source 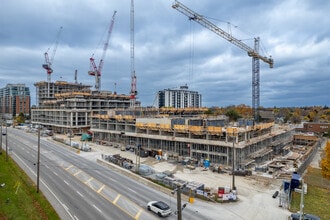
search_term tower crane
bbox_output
[172,1,274,122]
[89,10,117,91]
[42,26,63,83]
[130,0,138,108]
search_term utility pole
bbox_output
[232,134,236,190]
[136,144,141,173]
[294,179,305,220]
[37,126,40,193]
[69,113,72,147]
[5,124,8,161]
[0,122,2,155]
[229,127,237,191]
[176,184,182,220]
[172,183,188,220]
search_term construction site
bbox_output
[30,0,322,177]
[29,1,324,198]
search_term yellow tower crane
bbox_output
[172,0,273,122]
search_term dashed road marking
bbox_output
[84,177,93,184]
[76,191,84,197]
[113,194,121,204]
[74,170,82,176]
[97,184,105,193]
[65,165,73,170]
[93,204,102,213]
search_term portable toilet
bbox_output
[203,159,210,168]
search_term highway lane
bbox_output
[4,127,226,220]
[6,128,140,220]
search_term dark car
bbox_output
[147,201,172,217]
[289,213,321,220]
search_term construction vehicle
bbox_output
[89,11,117,91]
[212,164,224,173]
[172,1,273,122]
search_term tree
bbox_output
[291,108,302,124]
[225,109,240,122]
[204,108,213,115]
[14,112,25,125]
[320,141,330,179]
[236,104,252,118]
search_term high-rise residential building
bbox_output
[156,85,202,108]
[0,84,30,119]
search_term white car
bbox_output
[147,201,172,217]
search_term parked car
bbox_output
[147,201,172,217]
[289,213,321,220]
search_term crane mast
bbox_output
[130,0,137,108]
[89,10,117,91]
[172,0,273,122]
[42,26,63,83]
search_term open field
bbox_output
[0,152,59,220]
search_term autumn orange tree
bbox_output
[320,141,330,179]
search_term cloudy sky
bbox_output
[0,0,329,108]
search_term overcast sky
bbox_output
[0,0,329,108]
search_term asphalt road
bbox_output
[2,127,224,220]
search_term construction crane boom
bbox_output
[42,26,63,82]
[89,10,117,91]
[172,0,274,121]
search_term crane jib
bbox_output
[173,0,274,122]
[173,1,273,68]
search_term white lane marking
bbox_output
[64,180,69,185]
[93,204,102,213]
[63,204,69,211]
[110,178,117,183]
[127,187,137,194]
[76,191,84,197]
[12,151,76,219]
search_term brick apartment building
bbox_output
[301,122,330,135]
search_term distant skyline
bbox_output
[0,0,329,107]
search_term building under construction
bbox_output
[32,80,315,171]
[90,107,293,169]
[31,80,132,134]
